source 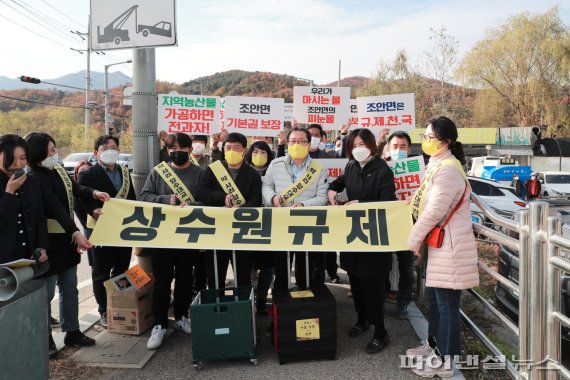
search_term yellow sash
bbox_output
[190,155,199,166]
[280,160,324,205]
[154,161,196,203]
[87,165,130,229]
[48,164,74,234]
[209,160,247,207]
[410,157,468,221]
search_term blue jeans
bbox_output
[46,266,79,333]
[428,287,462,357]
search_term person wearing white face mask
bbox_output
[327,128,397,355]
[381,131,416,319]
[189,135,211,168]
[306,124,333,159]
[26,132,110,354]
[305,124,341,283]
[77,135,137,328]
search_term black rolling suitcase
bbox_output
[271,251,337,364]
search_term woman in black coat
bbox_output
[327,128,396,355]
[0,134,48,265]
[244,140,274,316]
[25,132,109,353]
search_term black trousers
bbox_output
[325,251,338,277]
[348,271,388,339]
[206,250,253,289]
[150,248,195,328]
[396,251,415,306]
[193,250,207,291]
[273,251,325,290]
[91,246,132,315]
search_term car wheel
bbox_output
[114,37,121,45]
[142,29,149,37]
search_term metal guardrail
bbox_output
[453,194,570,379]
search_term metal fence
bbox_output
[417,194,570,379]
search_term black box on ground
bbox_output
[271,285,337,364]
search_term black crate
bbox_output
[272,285,336,364]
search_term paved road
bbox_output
[95,278,426,380]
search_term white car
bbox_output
[118,153,133,170]
[62,152,96,176]
[468,176,527,224]
[537,172,570,198]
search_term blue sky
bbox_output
[0,0,568,87]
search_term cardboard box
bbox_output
[106,282,154,335]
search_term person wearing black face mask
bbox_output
[77,135,136,329]
[140,132,206,350]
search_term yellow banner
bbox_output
[409,128,496,144]
[90,198,412,252]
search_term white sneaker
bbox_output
[173,316,192,334]
[147,325,166,349]
[406,340,435,358]
[411,355,454,378]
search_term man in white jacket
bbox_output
[262,128,329,289]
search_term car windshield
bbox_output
[64,153,91,162]
[119,154,131,161]
[545,175,570,184]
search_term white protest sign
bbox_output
[316,158,348,202]
[158,94,220,136]
[315,158,348,180]
[387,156,425,201]
[349,99,358,129]
[293,86,350,130]
[284,103,293,122]
[357,93,415,134]
[224,96,284,137]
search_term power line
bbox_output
[0,94,130,121]
[0,94,87,109]
[0,0,77,44]
[0,13,69,49]
[40,0,85,29]
[13,0,76,39]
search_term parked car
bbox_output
[468,176,527,225]
[62,152,96,176]
[537,171,570,198]
[118,153,133,170]
[496,211,570,341]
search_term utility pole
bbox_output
[131,48,158,196]
[105,60,132,135]
[71,16,93,148]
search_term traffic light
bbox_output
[19,76,41,84]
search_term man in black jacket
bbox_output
[77,135,136,327]
[383,131,415,319]
[196,132,262,288]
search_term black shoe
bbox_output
[64,330,96,347]
[50,316,60,327]
[329,274,341,284]
[348,322,369,338]
[365,334,390,354]
[48,334,58,358]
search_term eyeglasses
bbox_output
[419,134,438,142]
[288,140,308,145]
